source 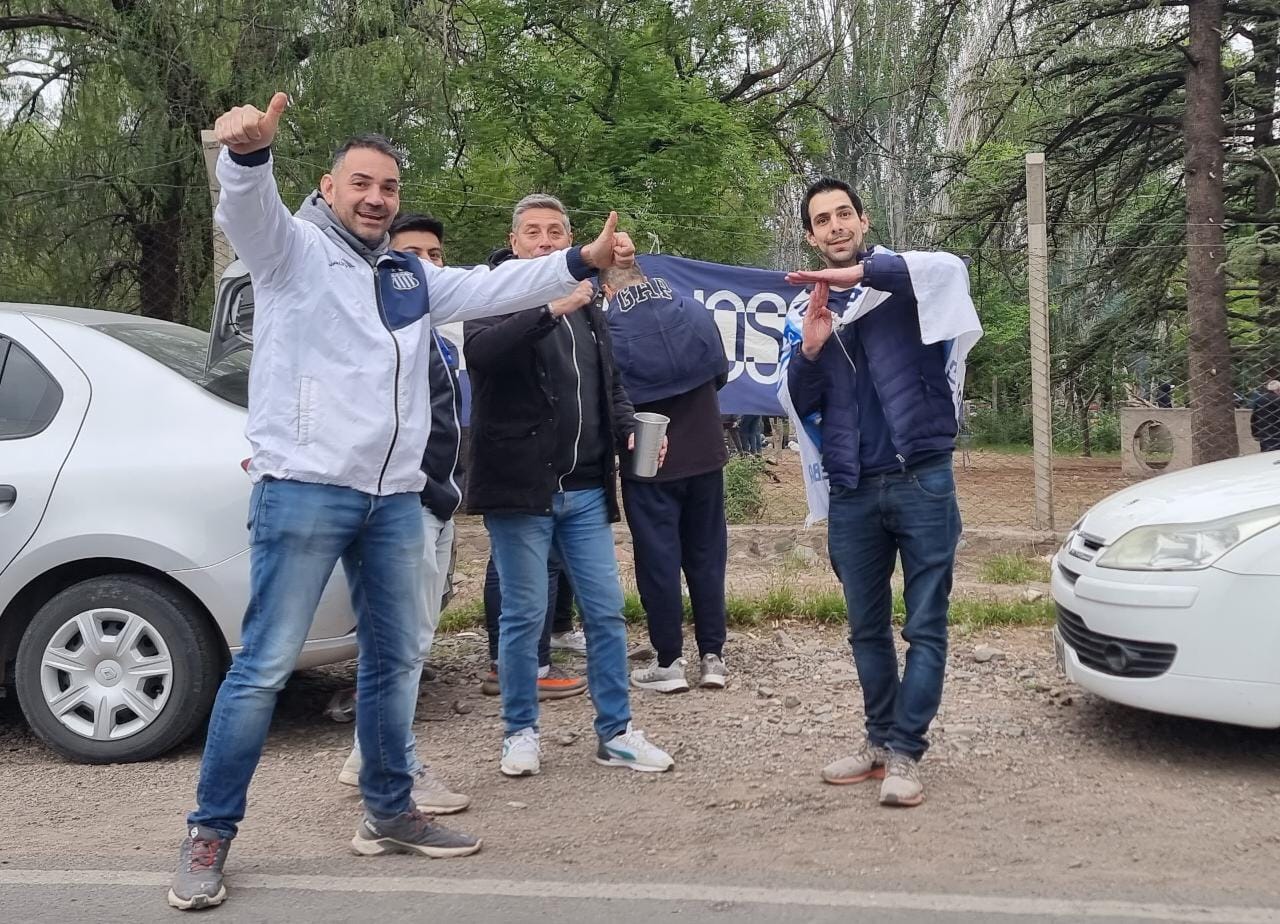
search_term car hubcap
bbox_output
[39,608,174,741]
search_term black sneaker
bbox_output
[351,809,482,858]
[167,824,230,910]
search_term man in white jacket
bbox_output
[169,94,633,911]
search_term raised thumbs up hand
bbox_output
[215,92,289,155]
[581,211,620,270]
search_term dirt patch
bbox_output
[750,449,1135,529]
[3,623,1277,904]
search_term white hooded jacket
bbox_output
[215,148,588,495]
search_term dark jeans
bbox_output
[826,459,961,760]
[740,415,764,454]
[484,554,574,667]
[622,469,727,666]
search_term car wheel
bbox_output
[15,574,224,764]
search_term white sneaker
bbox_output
[550,629,588,654]
[698,653,728,689]
[630,658,690,693]
[500,727,541,777]
[596,723,674,773]
[338,749,361,787]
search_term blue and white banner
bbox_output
[436,253,806,423]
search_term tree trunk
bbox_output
[135,216,184,323]
[1252,20,1279,361]
[1183,0,1237,463]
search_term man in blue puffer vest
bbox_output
[786,177,963,808]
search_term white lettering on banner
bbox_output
[437,281,806,388]
[694,288,807,386]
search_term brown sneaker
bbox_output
[879,751,925,807]
[821,741,888,785]
[538,664,587,701]
[480,663,500,696]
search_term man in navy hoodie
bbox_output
[601,264,731,693]
[786,177,963,808]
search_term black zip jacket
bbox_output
[464,248,636,519]
[420,331,464,520]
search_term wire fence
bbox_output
[3,164,1275,537]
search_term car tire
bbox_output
[15,574,224,764]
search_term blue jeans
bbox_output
[485,488,631,741]
[826,459,961,760]
[482,553,575,666]
[350,510,454,774]
[188,479,424,838]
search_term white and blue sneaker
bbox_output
[595,722,674,773]
[501,727,541,777]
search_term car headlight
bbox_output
[1097,505,1280,571]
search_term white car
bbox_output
[1052,451,1280,728]
[0,299,361,764]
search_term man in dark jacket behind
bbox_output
[335,212,470,816]
[1251,381,1280,451]
[465,194,673,779]
[601,264,732,693]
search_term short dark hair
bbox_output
[600,264,645,290]
[801,177,864,231]
[390,212,444,242]
[331,133,404,171]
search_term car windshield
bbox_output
[89,322,251,408]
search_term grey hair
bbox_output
[1268,380,1280,393]
[600,264,645,290]
[332,133,404,171]
[512,193,571,233]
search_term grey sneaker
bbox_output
[351,809,482,858]
[596,722,674,773]
[879,751,925,807]
[550,629,588,653]
[821,741,889,785]
[630,658,690,693]
[167,824,230,910]
[698,653,728,689]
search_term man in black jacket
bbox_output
[335,213,470,815]
[1251,381,1280,452]
[465,194,673,778]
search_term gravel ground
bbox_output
[2,622,1278,907]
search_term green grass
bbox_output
[723,455,767,523]
[437,599,484,634]
[978,552,1051,585]
[437,588,1055,633]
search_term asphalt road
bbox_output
[2,867,1278,924]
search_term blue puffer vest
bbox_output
[786,253,957,489]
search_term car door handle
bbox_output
[0,485,14,512]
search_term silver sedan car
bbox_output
[0,301,363,763]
